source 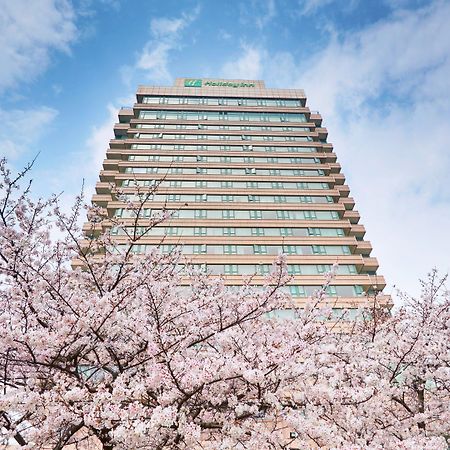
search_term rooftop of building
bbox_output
[136,78,306,100]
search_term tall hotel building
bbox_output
[89,78,389,313]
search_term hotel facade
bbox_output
[88,78,389,313]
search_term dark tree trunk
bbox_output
[97,428,114,450]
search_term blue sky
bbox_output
[1,0,450,297]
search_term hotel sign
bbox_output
[184,79,202,87]
[184,79,255,88]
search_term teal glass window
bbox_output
[194,227,206,236]
[224,265,239,275]
[288,265,302,275]
[193,244,207,254]
[251,228,265,236]
[253,245,267,255]
[194,210,206,219]
[223,227,236,236]
[222,210,235,219]
[284,245,298,255]
[166,227,178,236]
[250,210,262,219]
[276,211,291,219]
[224,245,237,254]
[280,228,293,236]
[312,245,327,255]
[289,286,306,297]
[195,194,207,202]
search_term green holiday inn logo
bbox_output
[184,79,202,87]
[184,79,256,88]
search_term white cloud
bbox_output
[221,45,264,80]
[298,0,336,16]
[0,107,59,159]
[295,1,450,286]
[136,42,173,82]
[296,1,450,296]
[219,30,232,41]
[150,17,186,37]
[299,2,450,115]
[85,103,119,177]
[123,9,200,85]
[238,0,277,29]
[298,0,359,16]
[50,103,120,207]
[255,0,276,29]
[0,0,77,92]
[222,1,450,296]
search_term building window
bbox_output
[166,227,178,236]
[308,228,321,236]
[223,227,236,236]
[222,210,235,219]
[195,194,207,202]
[280,228,293,236]
[254,245,267,255]
[330,211,339,219]
[312,245,327,255]
[277,211,291,219]
[194,210,206,219]
[249,210,263,219]
[251,228,265,236]
[304,211,317,220]
[274,195,286,203]
[256,265,271,275]
[193,244,207,254]
[225,264,239,275]
[223,245,237,255]
[194,227,207,236]
[289,286,306,297]
[288,265,302,275]
[284,245,298,255]
[327,286,338,296]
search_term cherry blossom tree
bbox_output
[285,275,450,449]
[0,159,330,449]
[0,158,449,450]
